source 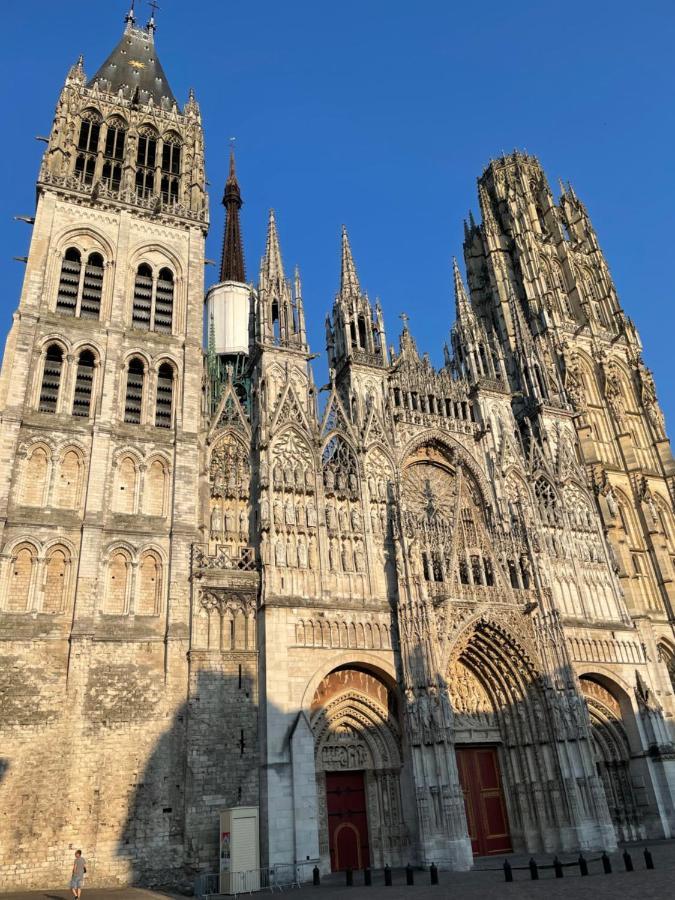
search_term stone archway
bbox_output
[310,667,408,869]
[579,676,643,841]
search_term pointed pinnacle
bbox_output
[452,258,473,319]
[263,209,285,283]
[340,225,361,298]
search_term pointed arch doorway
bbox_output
[311,666,408,870]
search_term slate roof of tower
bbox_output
[88,23,176,107]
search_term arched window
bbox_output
[102,118,126,192]
[74,110,101,185]
[135,128,157,198]
[56,450,81,508]
[154,268,174,332]
[72,349,96,417]
[43,547,69,614]
[56,248,82,315]
[7,545,35,612]
[144,459,167,516]
[131,263,174,332]
[105,550,130,614]
[80,252,104,318]
[22,446,49,506]
[136,551,161,615]
[160,133,181,204]
[39,344,64,413]
[114,456,138,514]
[124,357,145,424]
[155,362,174,428]
[56,249,104,319]
[357,315,367,349]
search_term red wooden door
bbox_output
[325,771,370,871]
[456,747,512,856]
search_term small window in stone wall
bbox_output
[72,349,96,417]
[124,357,145,424]
[155,362,174,428]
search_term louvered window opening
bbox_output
[124,358,144,424]
[80,253,104,318]
[56,248,81,315]
[39,345,63,413]
[132,265,153,329]
[136,133,157,199]
[72,350,95,418]
[154,269,174,332]
[155,363,174,428]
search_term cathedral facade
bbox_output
[1,12,675,889]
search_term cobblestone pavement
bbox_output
[2,842,673,900]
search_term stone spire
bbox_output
[340,225,361,300]
[453,258,476,325]
[261,209,285,287]
[219,149,246,283]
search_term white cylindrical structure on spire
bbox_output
[206,280,251,356]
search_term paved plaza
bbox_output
[2,842,674,900]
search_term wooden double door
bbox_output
[326,771,370,871]
[456,746,512,856]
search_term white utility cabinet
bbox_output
[219,806,260,894]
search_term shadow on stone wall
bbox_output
[118,666,259,888]
[0,758,8,783]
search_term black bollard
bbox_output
[346,868,353,887]
[529,858,539,880]
[504,859,513,883]
[553,856,563,878]
[579,854,589,877]
[406,864,414,886]
[623,850,634,872]
[364,867,372,886]
[601,851,612,874]
[430,862,439,886]
[384,865,392,887]
[313,865,320,886]
[644,847,654,870]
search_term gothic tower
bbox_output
[0,7,208,884]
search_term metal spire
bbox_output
[219,146,246,283]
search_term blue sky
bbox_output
[1,1,673,424]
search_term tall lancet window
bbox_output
[124,357,145,424]
[72,349,96,418]
[136,128,157,198]
[154,268,174,332]
[80,253,104,318]
[102,117,126,192]
[160,133,181,204]
[155,362,175,428]
[56,248,82,315]
[74,110,101,186]
[132,264,153,329]
[39,344,64,413]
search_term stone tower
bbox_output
[0,7,208,884]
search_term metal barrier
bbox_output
[195,860,319,899]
